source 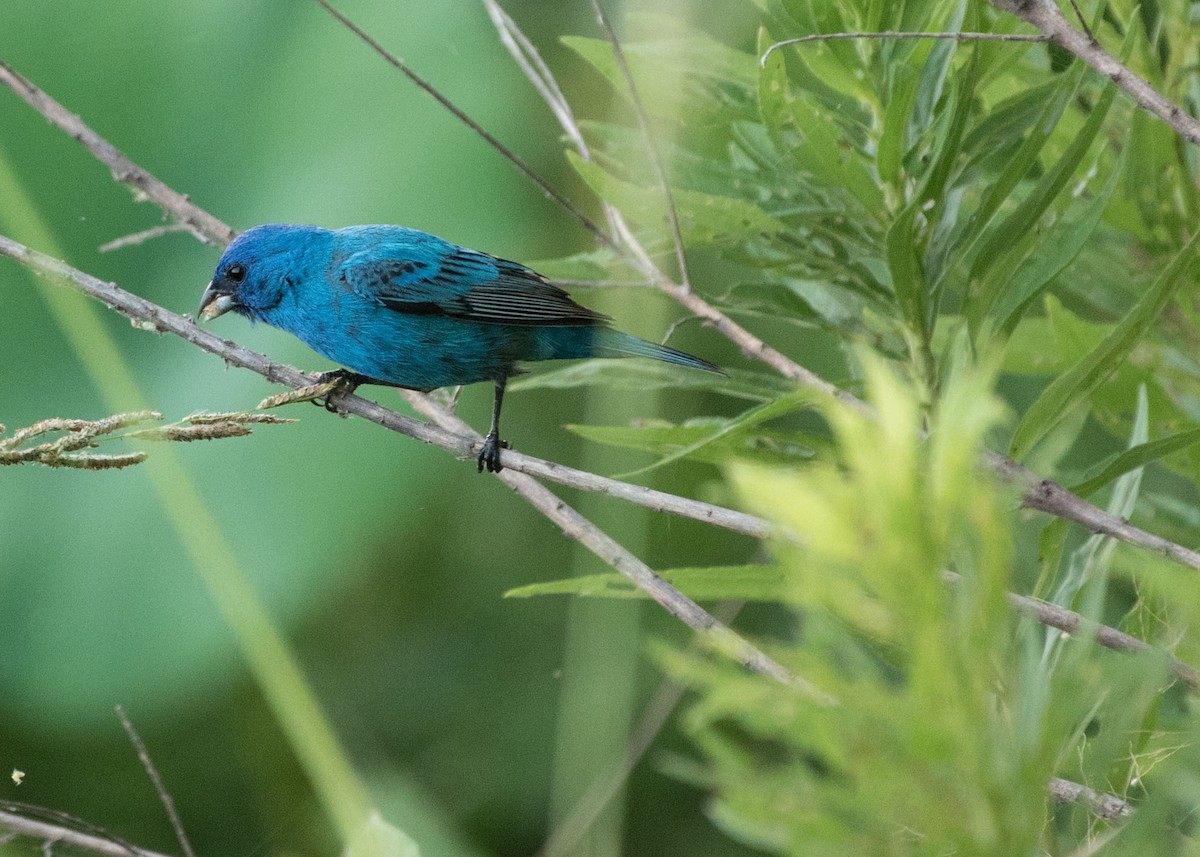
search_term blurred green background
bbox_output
[0,2,777,855]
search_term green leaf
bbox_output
[964,20,1132,300]
[562,21,757,122]
[877,64,919,187]
[988,145,1126,335]
[505,565,787,602]
[616,388,816,476]
[1009,227,1200,460]
[511,361,795,403]
[886,200,927,336]
[966,49,1127,336]
[756,27,882,214]
[565,420,823,466]
[999,296,1110,377]
[568,152,787,248]
[939,62,1083,292]
[526,249,622,284]
[1069,428,1200,498]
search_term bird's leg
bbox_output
[311,369,380,413]
[478,378,509,473]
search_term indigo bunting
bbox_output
[198,224,720,472]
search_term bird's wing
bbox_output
[338,240,608,328]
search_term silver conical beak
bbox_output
[197,281,236,321]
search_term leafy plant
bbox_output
[512,0,1200,851]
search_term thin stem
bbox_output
[0,62,234,248]
[311,0,615,250]
[589,0,692,291]
[115,706,195,857]
[760,30,1049,67]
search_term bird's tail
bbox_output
[591,329,723,374]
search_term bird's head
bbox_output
[198,224,325,323]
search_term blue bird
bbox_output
[198,224,721,472]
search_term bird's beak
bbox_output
[197,281,236,321]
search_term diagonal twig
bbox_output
[115,706,195,857]
[0,62,234,249]
[0,803,167,857]
[399,390,828,698]
[988,0,1200,146]
[588,0,692,291]
[310,0,615,250]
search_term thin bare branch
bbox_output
[1048,777,1133,819]
[400,390,827,698]
[0,62,233,247]
[942,571,1200,691]
[115,706,195,857]
[481,0,591,157]
[986,451,1200,571]
[98,223,190,253]
[0,804,168,857]
[989,0,1200,147]
[588,0,692,291]
[760,30,1049,66]
[1065,0,1096,44]
[311,0,614,249]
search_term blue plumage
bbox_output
[199,224,721,472]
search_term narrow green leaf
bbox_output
[969,55,1128,290]
[989,146,1126,335]
[565,420,823,466]
[562,23,756,120]
[886,201,927,336]
[511,362,794,403]
[1009,228,1200,460]
[939,62,1083,292]
[1069,428,1200,498]
[616,389,815,477]
[877,65,919,187]
[525,249,620,283]
[568,152,786,248]
[505,565,787,602]
[757,27,882,214]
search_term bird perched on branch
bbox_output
[198,224,721,472]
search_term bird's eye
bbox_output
[226,263,247,283]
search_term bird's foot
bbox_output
[477,430,509,474]
[310,370,364,414]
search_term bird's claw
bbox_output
[477,431,509,473]
[310,370,362,414]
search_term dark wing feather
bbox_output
[340,242,608,328]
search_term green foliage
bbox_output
[13,0,1200,853]
[516,0,1200,851]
